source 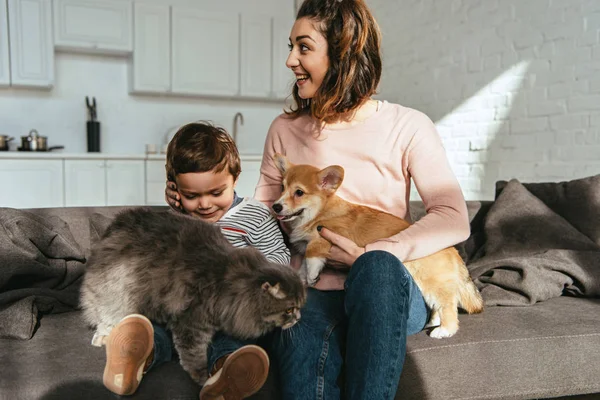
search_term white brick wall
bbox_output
[369,0,600,200]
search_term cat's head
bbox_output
[222,248,306,337]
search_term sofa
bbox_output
[1,177,599,400]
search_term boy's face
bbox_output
[175,168,237,223]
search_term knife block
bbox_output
[87,121,101,152]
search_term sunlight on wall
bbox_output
[410,60,532,201]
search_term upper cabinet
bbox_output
[0,0,9,87]
[53,0,133,54]
[130,3,294,101]
[240,14,272,98]
[130,2,170,93]
[272,16,294,99]
[7,0,54,88]
[171,8,240,97]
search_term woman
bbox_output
[167,0,470,398]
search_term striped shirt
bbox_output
[216,197,291,265]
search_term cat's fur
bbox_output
[80,208,306,384]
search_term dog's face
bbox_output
[271,154,344,226]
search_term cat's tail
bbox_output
[458,279,484,314]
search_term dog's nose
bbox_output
[272,203,283,213]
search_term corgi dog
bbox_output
[271,153,484,338]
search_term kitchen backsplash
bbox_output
[0,52,289,155]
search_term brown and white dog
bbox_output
[271,153,483,338]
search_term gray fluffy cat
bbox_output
[80,208,305,384]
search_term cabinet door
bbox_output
[7,0,53,88]
[0,0,9,87]
[64,160,106,206]
[106,160,145,206]
[130,3,170,93]
[145,159,167,205]
[0,160,64,208]
[53,0,133,54]
[171,7,239,96]
[236,159,262,198]
[240,14,272,98]
[272,16,294,99]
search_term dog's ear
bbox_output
[318,165,344,193]
[273,153,291,175]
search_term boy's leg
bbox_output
[200,332,269,400]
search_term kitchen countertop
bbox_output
[0,152,264,161]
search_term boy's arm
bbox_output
[246,212,291,265]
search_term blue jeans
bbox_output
[269,250,429,400]
[148,326,254,372]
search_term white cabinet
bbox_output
[240,14,272,98]
[145,159,166,205]
[0,160,64,208]
[64,159,106,206]
[272,16,294,99]
[236,159,262,198]
[130,2,170,93]
[7,0,54,88]
[171,8,239,96]
[53,0,133,54]
[64,159,145,206]
[106,160,144,206]
[0,0,10,87]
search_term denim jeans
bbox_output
[269,250,429,400]
[148,326,254,372]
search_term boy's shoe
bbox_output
[103,314,154,396]
[200,345,269,400]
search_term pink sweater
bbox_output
[254,101,470,290]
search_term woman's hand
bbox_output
[318,226,366,267]
[165,180,183,211]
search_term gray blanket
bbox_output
[0,208,86,339]
[469,176,600,306]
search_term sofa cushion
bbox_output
[398,296,600,400]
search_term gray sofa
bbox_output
[1,194,599,399]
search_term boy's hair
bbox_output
[285,0,382,124]
[165,122,241,182]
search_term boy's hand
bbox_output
[318,226,366,267]
[165,181,183,211]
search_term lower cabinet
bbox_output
[0,155,263,209]
[0,159,64,208]
[64,159,145,206]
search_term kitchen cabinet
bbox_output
[145,159,166,205]
[53,0,133,54]
[236,159,262,198]
[240,14,272,98]
[272,15,294,99]
[129,2,170,94]
[64,159,145,207]
[0,159,64,208]
[130,3,293,101]
[0,0,9,87]
[171,7,240,96]
[7,0,54,88]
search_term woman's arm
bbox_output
[364,112,470,262]
[254,119,285,207]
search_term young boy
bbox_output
[101,122,291,399]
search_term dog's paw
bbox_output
[429,326,456,339]
[424,314,441,329]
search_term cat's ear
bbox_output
[262,281,285,299]
[273,153,291,175]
